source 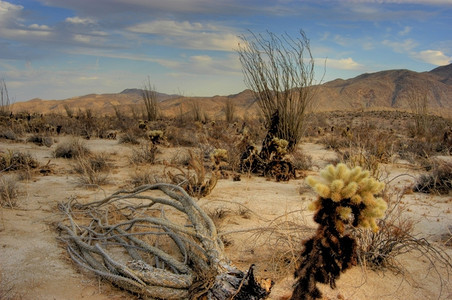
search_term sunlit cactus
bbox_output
[306,163,386,232]
[291,163,387,300]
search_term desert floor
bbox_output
[1,136,451,300]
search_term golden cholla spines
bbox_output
[306,163,387,232]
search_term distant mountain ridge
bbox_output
[10,64,452,115]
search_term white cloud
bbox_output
[382,38,418,53]
[413,50,451,65]
[398,26,412,36]
[0,1,52,40]
[73,34,92,43]
[65,16,95,25]
[327,57,363,70]
[0,0,22,16]
[127,20,240,51]
[29,24,50,30]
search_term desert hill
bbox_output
[10,64,452,116]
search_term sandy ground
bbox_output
[1,137,451,299]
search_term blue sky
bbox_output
[1,0,451,102]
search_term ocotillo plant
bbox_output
[291,163,387,299]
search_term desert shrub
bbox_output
[413,161,452,194]
[340,148,382,179]
[289,149,313,171]
[73,153,111,186]
[0,150,38,172]
[166,150,218,198]
[165,125,198,147]
[130,142,158,165]
[118,131,140,145]
[224,99,236,123]
[129,169,158,187]
[319,134,349,151]
[53,139,90,159]
[26,135,54,147]
[0,175,19,207]
[352,190,452,297]
[0,127,17,140]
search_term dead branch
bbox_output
[57,183,271,299]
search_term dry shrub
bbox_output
[73,153,111,186]
[353,190,452,296]
[165,150,217,198]
[130,142,158,165]
[0,175,19,207]
[225,210,313,281]
[118,131,140,145]
[0,127,17,140]
[165,125,198,147]
[289,149,313,171]
[54,138,90,159]
[413,161,452,194]
[26,135,54,147]
[0,150,38,172]
[320,134,349,151]
[129,169,159,187]
[340,148,382,179]
[206,206,233,228]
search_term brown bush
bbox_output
[53,138,90,159]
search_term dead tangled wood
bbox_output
[57,183,271,299]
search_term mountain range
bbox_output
[10,64,452,117]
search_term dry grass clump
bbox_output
[130,142,158,165]
[352,190,452,297]
[353,191,414,270]
[0,150,38,172]
[288,149,313,171]
[165,125,198,147]
[165,150,218,198]
[26,135,54,147]
[129,169,160,187]
[73,152,111,186]
[0,127,17,140]
[0,175,19,207]
[413,161,452,194]
[118,131,140,144]
[226,210,313,281]
[53,138,90,158]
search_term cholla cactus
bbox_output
[272,137,289,156]
[147,130,164,144]
[211,148,228,164]
[291,163,387,300]
[306,163,386,232]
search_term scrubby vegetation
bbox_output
[2,99,451,299]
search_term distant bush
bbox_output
[0,150,38,172]
[0,128,17,140]
[130,142,158,165]
[54,138,90,158]
[118,131,140,145]
[0,175,19,207]
[414,161,452,194]
[26,135,54,147]
[73,153,111,186]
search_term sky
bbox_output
[0,0,451,102]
